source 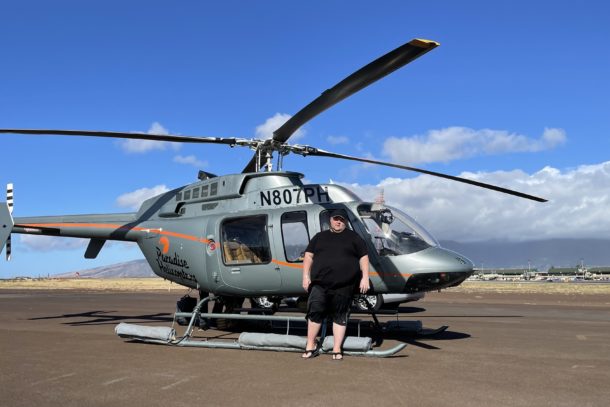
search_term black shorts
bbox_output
[306,285,351,326]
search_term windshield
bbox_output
[357,203,438,256]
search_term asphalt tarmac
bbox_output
[1,288,609,407]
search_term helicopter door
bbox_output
[218,214,281,292]
[272,211,311,290]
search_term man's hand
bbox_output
[359,278,370,294]
[359,255,370,294]
[302,276,311,292]
[302,252,314,292]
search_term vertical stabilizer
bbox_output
[0,203,14,258]
[1,183,14,260]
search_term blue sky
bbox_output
[1,1,609,277]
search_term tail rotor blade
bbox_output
[7,183,13,215]
[5,235,11,261]
[5,183,13,261]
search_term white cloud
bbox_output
[19,235,88,251]
[173,155,208,168]
[116,185,170,210]
[327,135,349,145]
[340,161,610,243]
[382,127,567,165]
[119,122,182,153]
[255,113,306,141]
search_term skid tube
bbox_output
[115,296,407,358]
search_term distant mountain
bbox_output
[441,238,610,270]
[55,238,610,278]
[54,259,154,278]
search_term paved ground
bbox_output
[1,288,609,407]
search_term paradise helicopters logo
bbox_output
[155,237,196,282]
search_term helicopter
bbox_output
[0,38,546,314]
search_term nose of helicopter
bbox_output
[389,246,474,292]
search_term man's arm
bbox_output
[302,252,314,292]
[359,255,370,294]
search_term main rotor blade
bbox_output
[306,149,547,202]
[0,128,243,146]
[242,38,439,173]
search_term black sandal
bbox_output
[332,352,343,361]
[302,349,319,359]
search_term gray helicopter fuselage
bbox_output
[132,171,473,296]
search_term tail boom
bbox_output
[12,213,144,242]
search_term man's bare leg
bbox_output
[303,320,321,358]
[332,322,346,359]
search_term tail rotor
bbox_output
[1,183,15,260]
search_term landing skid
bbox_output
[115,297,409,358]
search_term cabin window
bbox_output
[281,211,309,262]
[176,192,182,201]
[221,215,271,265]
[319,209,353,231]
[357,203,434,256]
[184,190,191,200]
[201,185,209,198]
[210,182,218,196]
[192,187,200,199]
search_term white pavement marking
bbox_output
[161,377,192,390]
[102,377,129,386]
[30,372,77,386]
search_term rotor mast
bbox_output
[253,139,292,172]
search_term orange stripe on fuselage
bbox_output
[271,259,303,269]
[270,260,412,278]
[157,229,210,244]
[18,223,210,244]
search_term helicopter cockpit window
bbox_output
[357,204,438,256]
[221,215,271,265]
[281,211,309,262]
[319,209,353,231]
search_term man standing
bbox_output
[302,209,370,360]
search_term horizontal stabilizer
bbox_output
[85,238,106,259]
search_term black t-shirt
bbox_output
[305,229,368,293]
